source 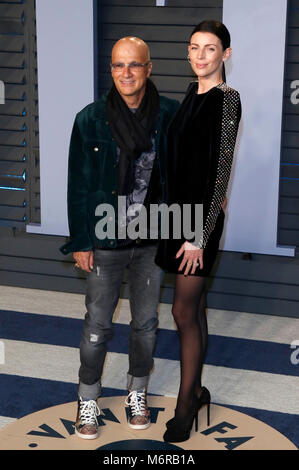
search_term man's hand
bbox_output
[176,241,203,276]
[73,251,94,273]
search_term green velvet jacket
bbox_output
[60,93,179,255]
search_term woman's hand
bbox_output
[175,199,226,275]
[176,241,203,276]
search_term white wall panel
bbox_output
[27,0,94,237]
[221,0,294,255]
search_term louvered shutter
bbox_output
[0,0,40,228]
[278,0,299,250]
[96,0,222,102]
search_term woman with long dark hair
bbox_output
[155,20,242,443]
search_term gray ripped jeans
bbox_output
[78,244,163,400]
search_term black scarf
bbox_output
[106,78,160,195]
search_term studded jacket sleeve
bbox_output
[196,84,242,249]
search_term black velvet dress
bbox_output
[155,81,242,276]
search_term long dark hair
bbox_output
[190,20,231,82]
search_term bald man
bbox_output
[60,37,179,440]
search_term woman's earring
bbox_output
[187,54,191,64]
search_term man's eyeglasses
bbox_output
[111,61,150,72]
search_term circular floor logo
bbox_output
[0,396,296,450]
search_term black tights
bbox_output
[172,274,208,419]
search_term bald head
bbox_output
[112,37,150,63]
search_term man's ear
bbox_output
[147,61,153,77]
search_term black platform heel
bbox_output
[166,386,211,429]
[163,408,199,443]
